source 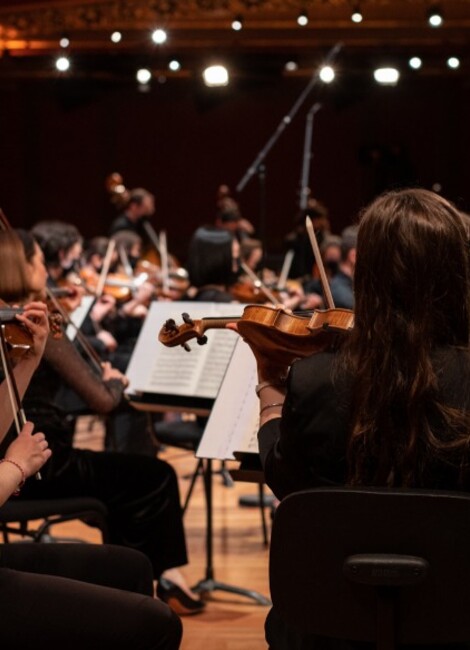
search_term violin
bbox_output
[159,304,354,366]
[0,304,63,361]
[79,267,134,303]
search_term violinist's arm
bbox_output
[0,302,49,441]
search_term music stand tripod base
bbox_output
[192,458,271,606]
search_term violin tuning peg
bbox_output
[182,312,194,326]
[182,343,191,352]
[197,335,208,346]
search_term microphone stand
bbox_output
[236,43,342,248]
[299,102,322,210]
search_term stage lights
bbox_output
[136,68,152,84]
[202,64,229,87]
[409,57,422,70]
[151,28,167,44]
[447,57,460,69]
[319,65,335,83]
[374,67,400,85]
[231,15,243,31]
[428,6,443,27]
[297,10,309,27]
[351,6,363,23]
[55,56,70,72]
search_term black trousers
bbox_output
[19,445,188,577]
[0,543,182,650]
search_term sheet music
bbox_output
[197,337,259,460]
[65,295,95,340]
[125,301,243,398]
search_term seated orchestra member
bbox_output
[186,225,240,303]
[215,184,255,243]
[0,301,182,649]
[109,187,156,243]
[0,229,204,615]
[244,188,470,649]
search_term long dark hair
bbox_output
[187,226,235,288]
[344,188,470,487]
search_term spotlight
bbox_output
[136,68,152,84]
[297,10,308,27]
[409,56,422,70]
[151,28,167,44]
[55,56,70,72]
[351,6,363,23]
[59,36,69,48]
[319,65,335,83]
[110,31,122,43]
[447,57,460,69]
[168,60,181,72]
[373,67,400,85]
[231,15,243,31]
[203,65,229,87]
[428,6,443,27]
[284,61,299,72]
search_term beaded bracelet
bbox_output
[0,458,26,496]
[259,402,284,415]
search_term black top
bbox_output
[258,346,470,500]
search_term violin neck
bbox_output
[0,308,23,322]
[200,316,239,333]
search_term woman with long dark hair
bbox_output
[250,188,470,648]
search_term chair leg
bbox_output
[258,483,269,547]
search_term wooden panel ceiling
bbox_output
[0,0,468,77]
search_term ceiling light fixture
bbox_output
[409,56,422,70]
[373,67,400,85]
[55,56,70,72]
[137,68,152,84]
[428,6,443,27]
[231,15,243,31]
[319,65,335,83]
[110,31,122,43]
[203,65,229,87]
[351,6,363,23]
[168,60,181,72]
[297,10,309,27]
[59,36,69,48]
[447,56,460,69]
[151,28,167,44]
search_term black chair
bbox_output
[269,487,470,650]
[0,497,109,543]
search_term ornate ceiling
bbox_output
[0,0,469,78]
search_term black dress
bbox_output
[8,333,188,578]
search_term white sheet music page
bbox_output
[125,301,243,398]
[66,295,95,341]
[197,337,260,461]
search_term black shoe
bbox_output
[157,577,205,616]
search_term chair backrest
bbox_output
[270,487,470,646]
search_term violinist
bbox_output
[215,184,255,243]
[186,225,240,303]
[303,228,357,310]
[0,297,182,649]
[284,197,331,281]
[109,187,156,242]
[30,220,84,312]
[0,228,204,616]
[248,188,470,650]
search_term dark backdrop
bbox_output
[1,71,468,265]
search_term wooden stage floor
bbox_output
[44,417,272,649]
